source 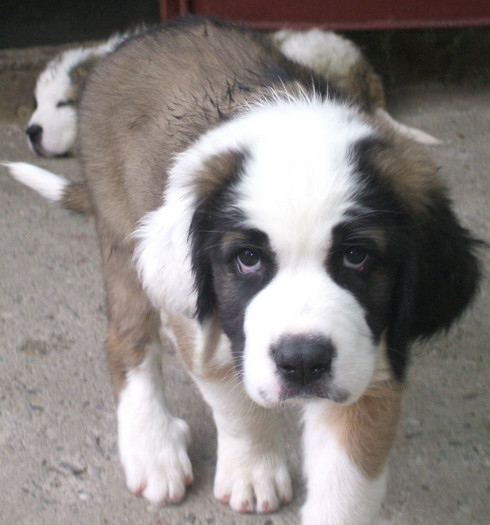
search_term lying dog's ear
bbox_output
[387,185,481,378]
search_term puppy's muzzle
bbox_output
[272,335,334,387]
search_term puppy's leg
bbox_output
[175,318,291,514]
[102,235,192,505]
[301,380,402,525]
[195,370,292,514]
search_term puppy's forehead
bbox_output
[233,104,373,258]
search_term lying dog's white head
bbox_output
[136,96,479,408]
[26,48,90,157]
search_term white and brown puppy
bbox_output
[5,18,480,525]
[25,30,139,157]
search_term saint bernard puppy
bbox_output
[25,29,140,157]
[4,18,480,525]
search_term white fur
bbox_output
[302,401,387,525]
[136,96,370,311]
[2,161,68,202]
[242,267,374,407]
[193,371,292,513]
[117,345,193,504]
[274,28,362,81]
[276,29,440,145]
[137,97,377,408]
[27,31,134,156]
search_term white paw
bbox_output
[117,354,193,505]
[214,444,292,513]
[119,413,193,505]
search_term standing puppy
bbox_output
[10,18,481,524]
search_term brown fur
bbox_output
[98,219,159,398]
[61,182,94,215]
[40,19,477,515]
[324,378,402,478]
[330,54,386,112]
[368,127,445,215]
[193,151,247,202]
[77,19,328,397]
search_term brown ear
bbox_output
[189,151,248,322]
[353,135,481,378]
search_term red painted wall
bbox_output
[160,0,490,29]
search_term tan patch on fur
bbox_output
[69,56,100,100]
[168,313,234,382]
[364,124,445,215]
[193,151,247,202]
[325,379,402,478]
[338,56,386,112]
[61,181,93,215]
[98,224,160,398]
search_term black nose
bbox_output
[26,124,43,144]
[272,335,334,386]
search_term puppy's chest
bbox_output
[163,313,234,379]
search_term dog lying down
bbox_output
[25,23,439,158]
[25,28,140,157]
[4,18,480,525]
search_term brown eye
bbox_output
[237,249,262,274]
[33,96,38,109]
[343,246,368,271]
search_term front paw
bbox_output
[214,442,292,514]
[119,412,193,505]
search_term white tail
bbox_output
[2,162,69,203]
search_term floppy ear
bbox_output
[188,151,247,322]
[387,190,481,377]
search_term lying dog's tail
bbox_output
[2,162,93,215]
[374,108,441,146]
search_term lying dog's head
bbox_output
[26,49,100,157]
[137,96,479,408]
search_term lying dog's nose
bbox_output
[272,335,334,386]
[26,124,43,144]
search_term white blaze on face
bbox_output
[28,70,77,156]
[232,100,377,406]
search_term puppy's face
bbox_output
[190,103,401,407]
[26,70,77,157]
[138,98,479,409]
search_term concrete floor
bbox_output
[0,44,489,525]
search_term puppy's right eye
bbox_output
[33,96,38,110]
[237,249,262,274]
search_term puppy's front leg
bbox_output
[301,380,402,525]
[101,235,192,505]
[116,342,193,504]
[193,371,292,514]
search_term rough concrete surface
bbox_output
[0,45,489,525]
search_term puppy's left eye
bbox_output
[343,246,368,271]
[237,248,262,274]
